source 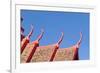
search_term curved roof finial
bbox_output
[27,24,34,38]
[76,32,82,48]
[21,17,23,23]
[21,17,24,32]
[57,32,64,45]
[37,29,44,41]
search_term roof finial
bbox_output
[57,32,64,45]
[37,29,44,41]
[26,29,44,63]
[76,32,82,48]
[21,17,23,23]
[21,17,24,33]
[50,32,64,61]
[27,25,34,38]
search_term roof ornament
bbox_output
[21,17,23,22]
[37,29,44,41]
[50,32,64,61]
[32,29,44,46]
[26,29,44,62]
[57,32,64,45]
[27,25,34,39]
[55,32,64,48]
[21,17,24,37]
[21,25,34,54]
[76,32,82,48]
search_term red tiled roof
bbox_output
[20,26,82,63]
[21,43,79,63]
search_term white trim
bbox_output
[11,3,96,73]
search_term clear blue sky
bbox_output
[21,9,90,60]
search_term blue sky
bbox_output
[21,10,90,60]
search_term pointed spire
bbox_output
[32,29,44,45]
[50,32,64,61]
[26,29,44,63]
[57,32,64,45]
[76,32,82,48]
[21,25,33,54]
[27,25,34,38]
[36,29,44,41]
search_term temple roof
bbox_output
[31,45,78,62]
[20,25,82,63]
